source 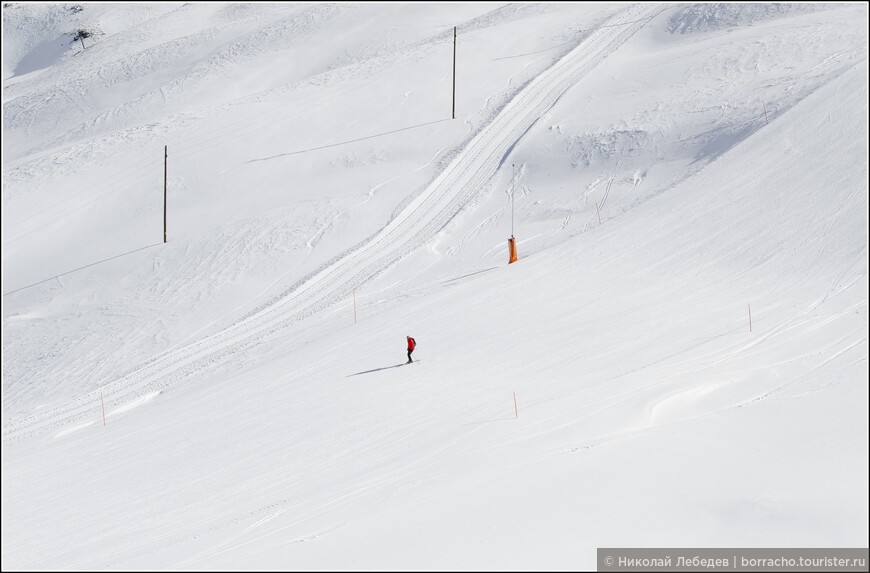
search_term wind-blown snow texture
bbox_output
[2,2,868,570]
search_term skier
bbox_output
[406,335,416,364]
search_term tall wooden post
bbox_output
[163,145,168,243]
[452,26,457,120]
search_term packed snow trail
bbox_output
[2,4,662,444]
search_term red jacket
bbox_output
[407,337,416,351]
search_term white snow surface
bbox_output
[1,2,868,570]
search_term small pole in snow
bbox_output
[79,37,86,51]
[596,201,601,225]
[163,145,168,243]
[748,303,752,333]
[100,390,106,426]
[452,26,457,120]
[513,391,518,419]
[762,100,769,125]
[511,164,515,237]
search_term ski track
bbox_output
[2,4,664,445]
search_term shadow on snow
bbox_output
[347,363,408,377]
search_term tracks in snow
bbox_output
[2,4,663,445]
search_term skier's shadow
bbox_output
[347,364,407,377]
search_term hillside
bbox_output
[2,3,867,570]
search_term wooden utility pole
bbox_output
[163,145,168,243]
[452,26,457,120]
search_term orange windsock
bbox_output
[508,236,518,264]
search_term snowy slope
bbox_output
[2,2,868,570]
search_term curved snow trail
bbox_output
[2,4,662,444]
